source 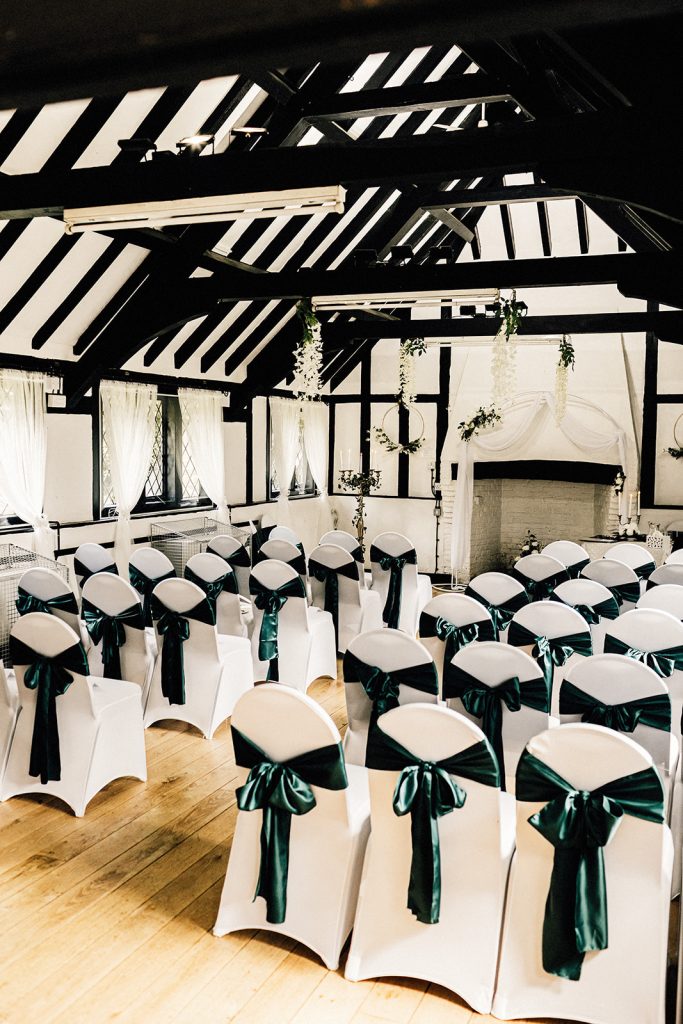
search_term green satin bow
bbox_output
[593,579,641,607]
[73,556,118,584]
[206,542,251,570]
[232,726,348,924]
[508,620,593,691]
[367,725,499,924]
[9,634,90,784]
[15,586,79,618]
[464,585,529,641]
[560,680,671,733]
[444,663,550,788]
[550,592,620,624]
[308,557,358,650]
[419,612,494,673]
[250,575,307,681]
[129,564,176,626]
[516,749,664,979]
[151,593,215,704]
[251,525,275,562]
[370,545,417,629]
[603,634,683,679]
[344,650,439,722]
[631,561,655,580]
[184,564,238,618]
[81,597,145,680]
[512,567,569,602]
[566,557,590,579]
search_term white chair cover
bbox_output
[144,578,253,738]
[82,572,154,697]
[648,563,683,588]
[492,725,672,1024]
[185,551,250,638]
[666,549,683,565]
[0,661,19,787]
[258,539,309,599]
[345,703,514,1014]
[1,613,146,816]
[541,540,590,576]
[582,557,641,613]
[446,641,550,791]
[249,559,336,691]
[370,531,432,635]
[73,542,117,590]
[213,684,370,969]
[553,577,618,654]
[513,553,569,601]
[508,602,592,717]
[343,629,438,767]
[308,543,382,654]
[465,571,528,642]
[606,541,656,581]
[320,529,367,585]
[419,593,494,695]
[638,584,683,621]
[270,525,305,554]
[17,566,83,638]
[206,533,252,600]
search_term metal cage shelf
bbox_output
[0,544,71,667]
[150,517,252,577]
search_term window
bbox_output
[268,418,316,499]
[100,396,207,516]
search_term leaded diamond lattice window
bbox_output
[144,402,164,499]
[181,422,202,502]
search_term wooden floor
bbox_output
[0,671,678,1024]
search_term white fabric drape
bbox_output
[0,370,55,557]
[178,388,230,525]
[100,380,158,572]
[450,391,630,571]
[301,400,332,537]
[270,397,302,523]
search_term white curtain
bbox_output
[301,400,332,537]
[100,380,158,572]
[178,388,230,525]
[0,370,55,557]
[450,391,631,572]
[270,396,302,524]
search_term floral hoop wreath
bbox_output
[372,402,425,455]
[667,413,683,459]
[675,413,683,448]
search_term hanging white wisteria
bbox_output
[555,334,575,424]
[490,290,527,406]
[292,298,324,401]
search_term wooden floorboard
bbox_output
[0,670,677,1024]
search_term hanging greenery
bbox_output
[458,405,501,443]
[554,334,575,423]
[372,337,427,455]
[293,297,323,400]
[491,290,527,406]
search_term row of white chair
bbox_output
[215,686,672,1024]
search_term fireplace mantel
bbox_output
[451,460,620,484]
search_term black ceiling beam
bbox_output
[417,184,579,208]
[2,106,681,225]
[575,198,590,254]
[499,204,516,260]
[2,3,677,108]
[320,310,683,342]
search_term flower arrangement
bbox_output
[458,405,501,442]
[496,290,528,340]
[491,290,527,405]
[666,447,683,460]
[520,529,540,556]
[293,297,323,400]
[554,334,575,424]
[372,337,427,455]
[371,425,424,455]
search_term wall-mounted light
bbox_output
[177,133,215,154]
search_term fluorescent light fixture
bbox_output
[312,287,500,312]
[63,185,346,233]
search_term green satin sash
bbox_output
[150,593,215,704]
[370,545,417,630]
[232,726,348,924]
[344,650,439,722]
[251,525,275,562]
[516,749,664,980]
[512,566,570,602]
[73,556,118,583]
[559,680,671,733]
[367,725,499,924]
[250,575,307,681]
[184,564,238,619]
[348,544,364,564]
[508,620,593,690]
[9,634,90,784]
[631,560,655,580]
[16,586,78,618]
[603,634,683,679]
[464,585,528,641]
[444,663,549,788]
[419,612,494,671]
[588,577,640,607]
[550,592,620,624]
[206,541,251,570]
[82,597,145,680]
[308,557,358,651]
[129,564,176,626]
[566,557,590,579]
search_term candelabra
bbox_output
[338,468,382,558]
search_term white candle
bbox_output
[339,448,344,471]
[347,449,351,473]
[637,490,641,515]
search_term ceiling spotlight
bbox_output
[232,126,268,138]
[117,137,157,160]
[389,245,413,265]
[477,103,488,128]
[177,133,215,153]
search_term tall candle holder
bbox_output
[338,468,382,559]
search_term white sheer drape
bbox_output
[270,397,302,523]
[100,380,158,572]
[301,400,332,537]
[178,388,230,525]
[449,391,630,571]
[0,370,55,557]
